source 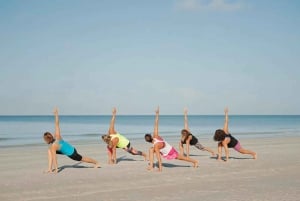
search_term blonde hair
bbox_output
[101,134,113,147]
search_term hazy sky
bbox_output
[1,0,299,115]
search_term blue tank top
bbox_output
[57,140,75,156]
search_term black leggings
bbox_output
[56,149,83,161]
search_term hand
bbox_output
[43,169,53,173]
[224,107,228,114]
[147,165,153,171]
[184,107,188,115]
[108,158,116,164]
[155,106,159,114]
[112,107,117,115]
[53,107,58,115]
[43,168,58,173]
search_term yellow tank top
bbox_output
[110,133,129,148]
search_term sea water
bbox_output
[0,115,299,147]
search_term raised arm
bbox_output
[223,107,229,134]
[108,107,117,134]
[153,106,159,138]
[184,108,189,131]
[54,108,62,140]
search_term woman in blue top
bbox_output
[43,108,100,173]
[213,107,257,162]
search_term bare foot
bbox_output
[94,162,101,168]
[253,153,257,159]
[193,161,199,168]
[147,166,153,171]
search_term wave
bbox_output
[0,137,13,141]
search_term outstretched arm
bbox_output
[222,140,230,162]
[108,107,117,134]
[184,108,189,131]
[51,145,59,172]
[179,141,184,155]
[111,138,118,164]
[154,145,163,172]
[185,135,192,157]
[54,108,62,140]
[223,107,229,134]
[153,106,159,138]
[45,144,59,173]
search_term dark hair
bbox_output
[181,129,191,135]
[144,134,153,143]
[43,132,55,144]
[213,129,226,141]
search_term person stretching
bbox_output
[179,108,215,157]
[213,107,257,162]
[43,108,100,173]
[101,107,147,164]
[145,107,198,172]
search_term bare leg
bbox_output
[217,142,223,160]
[195,143,215,156]
[238,148,257,159]
[125,147,147,161]
[81,156,100,168]
[203,147,216,156]
[176,154,198,168]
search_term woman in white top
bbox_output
[144,107,198,172]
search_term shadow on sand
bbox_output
[58,162,98,173]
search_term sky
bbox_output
[0,0,299,115]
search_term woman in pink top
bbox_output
[144,107,198,172]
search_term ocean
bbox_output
[0,115,299,147]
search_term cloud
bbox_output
[175,0,244,12]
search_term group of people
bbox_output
[43,107,257,173]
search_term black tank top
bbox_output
[182,134,198,145]
[227,134,238,148]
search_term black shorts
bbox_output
[56,149,83,161]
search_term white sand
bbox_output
[1,137,300,201]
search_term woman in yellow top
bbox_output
[101,107,147,164]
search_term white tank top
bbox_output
[153,137,172,156]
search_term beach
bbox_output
[1,137,300,201]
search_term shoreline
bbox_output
[1,133,300,148]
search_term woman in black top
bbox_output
[179,108,215,157]
[213,107,257,162]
